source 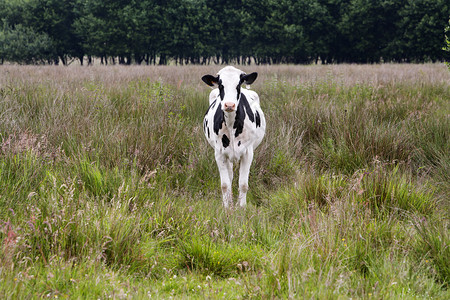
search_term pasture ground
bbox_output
[0,64,449,298]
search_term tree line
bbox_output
[0,0,449,65]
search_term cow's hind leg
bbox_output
[215,153,233,208]
[238,148,254,207]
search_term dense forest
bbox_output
[0,0,449,65]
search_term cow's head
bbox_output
[202,66,257,113]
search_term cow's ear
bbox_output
[202,75,219,86]
[241,72,258,85]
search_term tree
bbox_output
[25,0,83,64]
[444,19,450,70]
[1,0,450,64]
[339,0,400,63]
[0,24,57,64]
[396,0,450,62]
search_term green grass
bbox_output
[0,64,449,298]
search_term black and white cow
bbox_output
[202,66,266,208]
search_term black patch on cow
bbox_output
[222,134,230,148]
[218,79,225,100]
[203,119,210,138]
[255,111,261,128]
[242,94,255,122]
[205,100,216,117]
[238,141,241,147]
[234,105,244,137]
[233,94,254,137]
[236,85,241,100]
[213,104,224,134]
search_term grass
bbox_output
[0,64,449,298]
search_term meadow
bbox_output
[0,64,449,299]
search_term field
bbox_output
[0,64,449,299]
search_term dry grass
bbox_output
[1,63,448,87]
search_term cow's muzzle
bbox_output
[224,102,236,112]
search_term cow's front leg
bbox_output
[238,148,254,207]
[215,153,233,208]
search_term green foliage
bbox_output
[0,0,449,64]
[413,218,449,287]
[0,151,48,212]
[444,18,450,70]
[177,235,263,277]
[0,25,56,64]
[356,165,437,216]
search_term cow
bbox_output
[202,66,266,208]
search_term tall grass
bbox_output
[0,64,449,298]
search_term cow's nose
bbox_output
[224,102,236,112]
